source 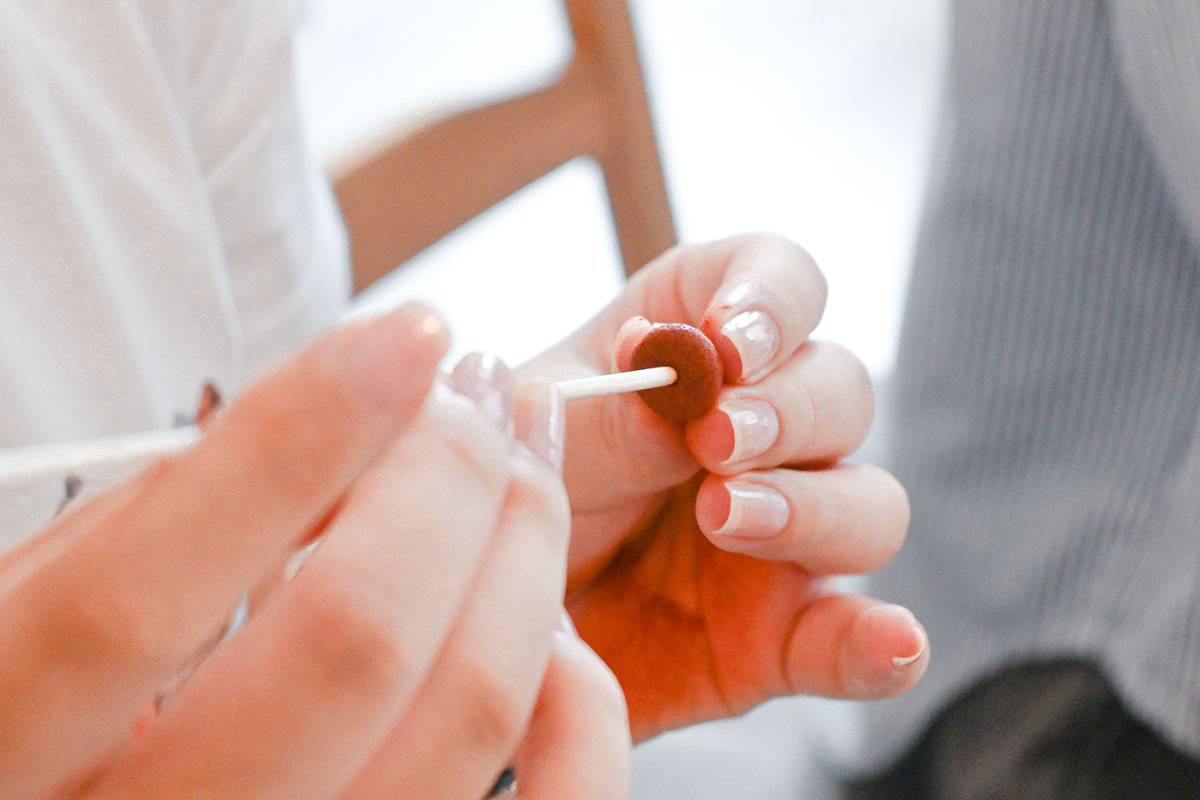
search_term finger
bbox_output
[685,341,874,474]
[610,233,826,382]
[699,235,826,383]
[513,630,631,800]
[694,464,909,574]
[449,352,516,431]
[79,389,512,799]
[784,593,929,700]
[343,452,570,800]
[0,467,147,592]
[0,306,449,797]
[610,315,652,373]
[6,382,221,593]
[523,234,826,510]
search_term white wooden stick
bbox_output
[554,366,675,401]
[0,367,677,486]
[0,427,200,487]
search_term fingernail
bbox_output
[332,305,451,414]
[880,605,927,668]
[448,352,515,432]
[720,310,781,383]
[719,398,779,464]
[513,381,565,472]
[713,481,789,538]
[557,609,578,637]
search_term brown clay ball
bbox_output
[630,323,723,422]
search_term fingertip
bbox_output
[612,316,653,372]
[694,474,731,536]
[684,407,736,471]
[448,352,516,432]
[326,303,451,418]
[701,315,743,383]
[844,603,929,697]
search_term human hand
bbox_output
[0,307,627,799]
[519,234,928,741]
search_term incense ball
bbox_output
[630,323,723,422]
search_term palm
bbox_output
[567,480,820,742]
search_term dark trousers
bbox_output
[844,660,1200,800]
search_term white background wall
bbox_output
[295,2,946,795]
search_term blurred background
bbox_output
[295,1,946,795]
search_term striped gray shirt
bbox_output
[854,0,1200,770]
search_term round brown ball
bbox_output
[630,323,723,422]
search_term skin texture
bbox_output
[519,233,928,742]
[0,306,629,800]
[630,323,723,422]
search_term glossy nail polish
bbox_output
[449,352,516,432]
[720,310,781,383]
[713,481,790,538]
[719,398,779,464]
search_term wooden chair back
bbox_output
[328,0,676,293]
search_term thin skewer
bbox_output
[0,367,678,486]
[554,366,675,400]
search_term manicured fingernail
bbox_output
[721,310,780,383]
[719,398,779,464]
[448,352,515,432]
[513,381,565,472]
[714,481,789,538]
[881,604,927,668]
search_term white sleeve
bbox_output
[185,0,351,378]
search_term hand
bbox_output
[519,233,928,740]
[0,307,628,799]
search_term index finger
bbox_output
[608,233,827,383]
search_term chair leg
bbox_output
[565,0,678,276]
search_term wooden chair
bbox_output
[328,0,676,294]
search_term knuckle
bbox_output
[287,571,412,698]
[753,233,826,294]
[876,469,912,560]
[38,582,172,673]
[812,341,876,447]
[806,483,844,555]
[837,466,910,573]
[575,650,630,733]
[788,370,820,452]
[225,386,355,502]
[840,348,876,430]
